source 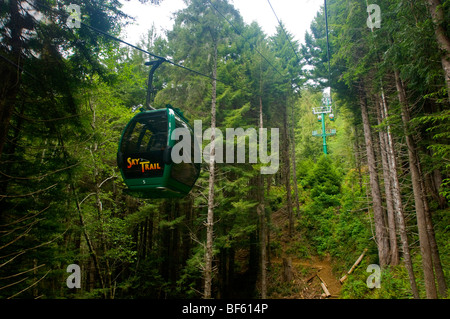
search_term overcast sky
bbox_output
[119,0,324,46]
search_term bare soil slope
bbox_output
[267,208,341,299]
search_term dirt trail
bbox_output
[271,254,341,298]
[268,208,342,298]
[297,255,341,297]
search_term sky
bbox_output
[119,0,324,46]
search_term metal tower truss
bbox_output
[312,106,332,114]
[312,129,336,137]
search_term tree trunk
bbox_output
[282,257,293,282]
[394,69,437,298]
[257,202,267,298]
[283,100,294,237]
[74,179,106,297]
[353,125,364,193]
[291,104,300,217]
[258,94,267,299]
[359,86,390,267]
[204,43,217,299]
[424,169,447,209]
[426,0,450,101]
[416,153,448,297]
[380,88,420,298]
[376,97,399,266]
[0,0,24,159]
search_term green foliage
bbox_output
[2,0,449,300]
[432,208,450,297]
[340,262,417,299]
[412,109,450,201]
[298,155,342,255]
[285,241,311,260]
[304,155,342,207]
[176,246,205,298]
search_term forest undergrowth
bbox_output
[266,207,342,299]
[265,202,450,299]
[1,0,449,300]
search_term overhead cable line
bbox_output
[324,0,332,88]
[206,0,285,79]
[81,22,226,85]
[266,0,301,64]
[25,0,226,85]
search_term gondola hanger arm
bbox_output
[145,58,166,110]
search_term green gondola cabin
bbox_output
[117,105,200,198]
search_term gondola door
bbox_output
[118,109,170,196]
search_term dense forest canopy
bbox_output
[0,0,449,300]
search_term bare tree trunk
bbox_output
[417,153,448,297]
[87,94,115,298]
[376,97,399,265]
[257,202,267,298]
[426,0,450,101]
[380,89,420,298]
[394,69,437,298]
[291,104,300,217]
[258,93,267,299]
[52,120,107,297]
[204,44,217,299]
[359,86,390,267]
[280,95,293,237]
[283,102,293,237]
[353,125,364,193]
[282,257,293,282]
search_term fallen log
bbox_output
[318,276,331,298]
[339,248,368,283]
[306,273,316,283]
[314,273,331,298]
[316,274,327,286]
[320,282,331,298]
